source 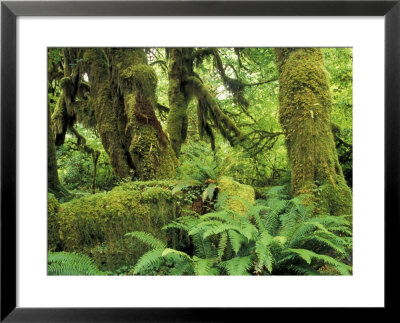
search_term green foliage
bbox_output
[48,193,61,251]
[129,186,352,275]
[49,48,353,276]
[56,125,119,195]
[48,252,106,276]
[48,181,180,271]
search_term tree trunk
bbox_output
[83,48,132,178]
[166,48,192,157]
[275,48,352,216]
[109,48,176,180]
[48,100,69,199]
[83,48,175,180]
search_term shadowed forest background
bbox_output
[48,47,353,276]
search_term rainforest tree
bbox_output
[274,48,352,215]
[51,48,176,181]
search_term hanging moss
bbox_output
[49,182,180,270]
[51,91,68,146]
[275,48,352,216]
[166,48,190,157]
[48,100,70,199]
[187,76,243,144]
[83,48,132,178]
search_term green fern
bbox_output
[48,252,105,276]
[126,185,352,276]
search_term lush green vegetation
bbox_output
[48,47,352,275]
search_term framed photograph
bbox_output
[1,0,398,321]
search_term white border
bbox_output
[17,17,384,307]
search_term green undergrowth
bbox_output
[127,185,352,276]
[48,181,182,271]
[48,251,106,276]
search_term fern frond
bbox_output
[125,231,166,250]
[254,242,273,273]
[201,210,239,225]
[132,248,164,275]
[48,252,105,276]
[284,248,352,275]
[227,230,246,254]
[202,223,243,239]
[217,232,228,261]
[219,256,253,275]
[284,248,315,264]
[192,256,219,275]
[305,234,346,254]
[163,221,190,232]
[192,233,216,259]
[162,248,192,260]
[288,264,320,275]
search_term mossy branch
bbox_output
[186,76,244,145]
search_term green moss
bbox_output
[83,49,132,178]
[318,177,353,216]
[121,64,158,98]
[275,48,352,216]
[48,193,60,251]
[51,91,68,145]
[50,182,180,270]
[218,176,255,215]
[167,49,189,157]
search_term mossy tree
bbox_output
[48,99,68,199]
[47,49,72,199]
[274,48,352,215]
[166,48,245,157]
[83,48,176,180]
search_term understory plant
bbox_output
[126,186,352,275]
[172,142,238,207]
[48,251,106,276]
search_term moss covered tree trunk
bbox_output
[109,48,176,180]
[48,100,69,199]
[83,48,175,180]
[166,48,193,157]
[83,48,132,178]
[275,48,352,216]
[48,100,61,194]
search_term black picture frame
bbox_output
[1,0,398,321]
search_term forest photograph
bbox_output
[47,47,353,276]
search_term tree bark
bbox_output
[275,48,352,216]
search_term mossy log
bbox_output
[218,176,255,215]
[275,48,352,216]
[48,182,180,270]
